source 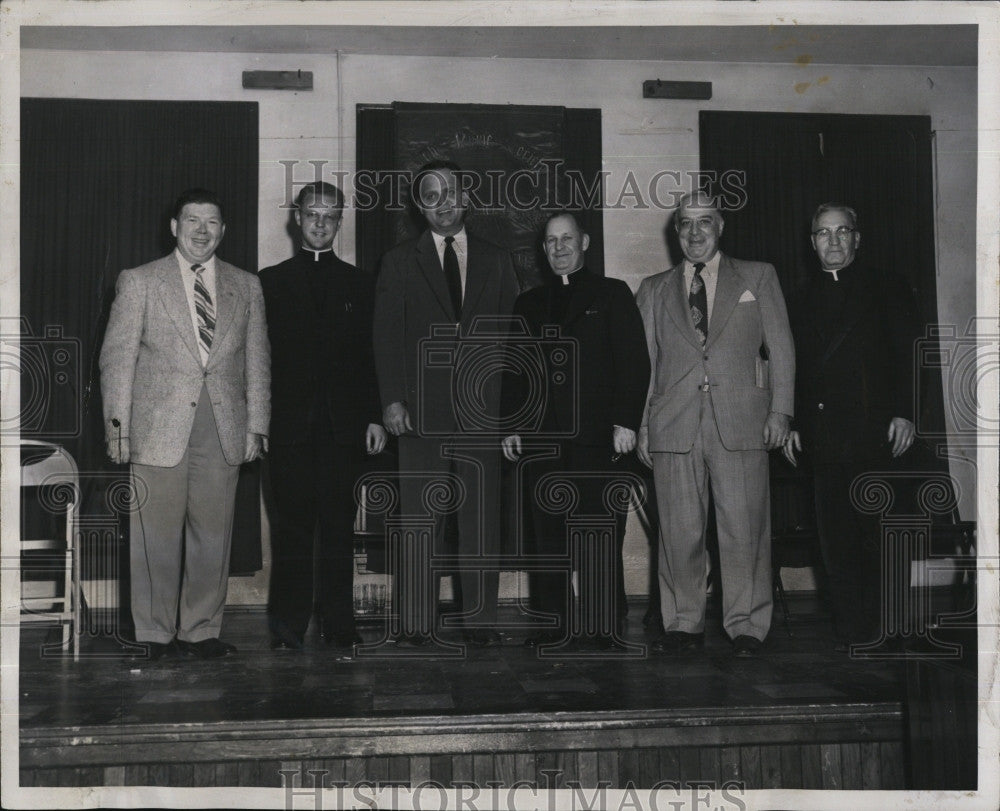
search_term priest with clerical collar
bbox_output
[501,210,650,652]
[783,202,921,652]
[258,181,387,652]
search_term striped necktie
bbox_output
[191,263,215,356]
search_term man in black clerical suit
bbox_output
[502,211,650,648]
[783,202,919,650]
[261,181,387,650]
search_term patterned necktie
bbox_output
[689,262,708,346]
[191,263,215,355]
[443,236,463,320]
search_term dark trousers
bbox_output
[267,423,361,638]
[812,460,885,644]
[525,444,627,636]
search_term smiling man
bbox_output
[635,190,795,658]
[101,188,270,661]
[501,211,649,649]
[259,181,386,651]
[374,160,519,648]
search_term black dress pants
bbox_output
[812,460,886,644]
[525,443,628,637]
[267,423,361,638]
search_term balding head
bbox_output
[674,191,724,264]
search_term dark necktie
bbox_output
[191,263,215,355]
[689,262,708,345]
[443,236,462,320]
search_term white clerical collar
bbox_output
[822,258,857,281]
[301,247,334,262]
[560,267,584,285]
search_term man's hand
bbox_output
[383,402,412,437]
[613,425,637,455]
[366,423,388,455]
[244,432,268,463]
[888,417,915,457]
[106,436,130,465]
[636,426,652,469]
[782,430,801,468]
[501,434,522,463]
[763,411,791,451]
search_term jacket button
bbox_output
[191,402,197,407]
[703,354,708,361]
[817,403,824,411]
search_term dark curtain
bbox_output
[699,110,946,438]
[20,98,262,580]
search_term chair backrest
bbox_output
[20,439,79,490]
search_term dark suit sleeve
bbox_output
[498,248,520,315]
[500,294,533,430]
[608,281,651,432]
[373,250,408,411]
[355,271,383,426]
[882,273,922,421]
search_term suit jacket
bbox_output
[373,229,520,435]
[790,260,919,463]
[501,268,650,447]
[259,250,381,447]
[635,253,794,452]
[100,253,270,467]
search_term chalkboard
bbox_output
[357,102,604,287]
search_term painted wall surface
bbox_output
[21,48,979,603]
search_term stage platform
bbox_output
[17,598,913,790]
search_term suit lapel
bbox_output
[416,230,457,321]
[663,264,702,350]
[210,262,239,358]
[155,257,201,364]
[705,255,741,350]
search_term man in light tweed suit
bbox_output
[636,191,794,657]
[100,188,270,660]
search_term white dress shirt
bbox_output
[431,228,468,297]
[176,249,217,366]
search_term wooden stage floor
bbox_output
[14,596,930,790]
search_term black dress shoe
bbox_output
[176,638,237,659]
[650,630,704,654]
[732,635,763,658]
[325,630,363,649]
[465,629,502,648]
[268,616,304,650]
[523,631,563,648]
[132,640,175,662]
[270,636,302,651]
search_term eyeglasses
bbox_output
[812,226,855,241]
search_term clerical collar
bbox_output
[821,261,855,282]
[558,267,586,286]
[300,246,334,263]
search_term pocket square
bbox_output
[585,308,599,315]
[738,290,757,303]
